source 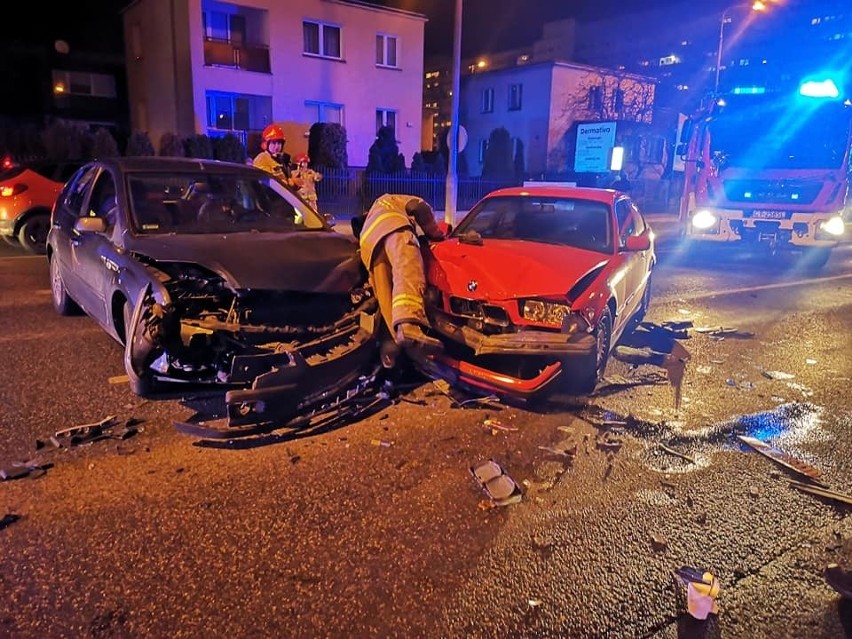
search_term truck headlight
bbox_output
[819,215,845,237]
[691,209,718,230]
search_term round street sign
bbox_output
[446,125,468,152]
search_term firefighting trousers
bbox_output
[368,228,429,335]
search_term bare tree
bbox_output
[548,69,656,173]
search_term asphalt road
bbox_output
[1,231,851,638]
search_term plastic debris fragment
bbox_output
[762,370,795,380]
[674,567,720,620]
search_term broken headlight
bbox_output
[522,299,571,328]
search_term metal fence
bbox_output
[315,168,675,219]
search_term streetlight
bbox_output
[714,1,768,94]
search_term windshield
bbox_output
[126,171,326,235]
[707,96,852,170]
[455,195,613,253]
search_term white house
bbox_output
[461,61,657,177]
[122,0,426,162]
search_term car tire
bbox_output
[1,234,19,247]
[49,255,81,316]
[17,212,50,254]
[572,306,613,395]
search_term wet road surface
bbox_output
[1,236,851,638]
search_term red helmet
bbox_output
[261,124,286,150]
[294,153,309,165]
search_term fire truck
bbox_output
[677,79,851,267]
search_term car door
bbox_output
[50,164,100,314]
[70,169,122,327]
[614,197,652,329]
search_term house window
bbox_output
[481,88,494,113]
[305,101,344,125]
[613,89,625,112]
[202,10,246,44]
[52,70,117,98]
[588,86,603,111]
[205,91,272,135]
[376,34,398,68]
[303,21,342,59]
[508,83,523,111]
[376,109,397,132]
[479,139,488,163]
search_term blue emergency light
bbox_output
[799,78,840,99]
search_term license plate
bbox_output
[752,210,786,219]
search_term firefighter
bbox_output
[357,194,445,361]
[292,153,322,210]
[253,124,300,191]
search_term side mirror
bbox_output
[74,216,107,234]
[437,221,453,236]
[323,213,337,227]
[624,233,651,252]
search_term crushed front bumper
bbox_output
[224,310,379,427]
[424,309,596,399]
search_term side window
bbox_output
[615,198,646,247]
[62,166,99,217]
[88,172,118,229]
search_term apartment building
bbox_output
[122,0,426,162]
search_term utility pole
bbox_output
[444,0,462,225]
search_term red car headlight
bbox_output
[521,300,588,333]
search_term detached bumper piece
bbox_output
[428,354,562,400]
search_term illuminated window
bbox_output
[205,91,270,133]
[303,21,341,59]
[51,70,116,98]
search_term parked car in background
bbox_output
[47,157,379,428]
[422,185,656,400]
[0,158,83,253]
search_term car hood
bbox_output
[127,231,363,293]
[426,238,610,299]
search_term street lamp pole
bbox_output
[444,0,462,225]
[714,8,730,94]
[714,1,768,95]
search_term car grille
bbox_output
[448,296,511,328]
[723,179,822,206]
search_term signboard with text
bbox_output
[574,122,617,172]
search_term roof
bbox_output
[485,185,622,204]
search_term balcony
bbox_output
[203,39,270,74]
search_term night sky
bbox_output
[7,0,835,58]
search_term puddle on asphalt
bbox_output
[581,401,827,475]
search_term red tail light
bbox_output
[0,183,28,197]
[1,156,13,170]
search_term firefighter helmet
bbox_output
[260,124,286,151]
[294,153,309,165]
